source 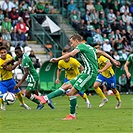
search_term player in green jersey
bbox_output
[34,34,120,120]
[4,46,54,110]
[124,53,133,92]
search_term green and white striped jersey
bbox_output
[76,43,98,75]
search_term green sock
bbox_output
[47,88,65,99]
[70,97,77,115]
[30,94,40,104]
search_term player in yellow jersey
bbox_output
[56,48,91,110]
[0,46,31,110]
[93,44,121,109]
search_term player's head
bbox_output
[69,34,83,48]
[15,46,23,58]
[0,46,7,59]
[62,47,71,62]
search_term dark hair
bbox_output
[62,47,71,52]
[0,46,7,51]
[15,46,22,51]
[70,34,83,42]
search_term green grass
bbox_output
[0,94,133,133]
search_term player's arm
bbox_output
[96,49,120,67]
[56,69,62,84]
[2,58,15,68]
[124,61,131,79]
[14,67,29,89]
[98,60,112,73]
[3,59,21,71]
[50,49,79,62]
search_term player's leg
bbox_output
[7,78,31,110]
[107,75,121,109]
[0,83,6,110]
[34,82,72,104]
[93,74,108,107]
[78,92,91,108]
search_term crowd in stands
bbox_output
[61,0,133,61]
[0,0,56,51]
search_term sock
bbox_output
[16,92,24,104]
[0,98,3,104]
[30,94,40,104]
[69,96,77,115]
[114,90,121,102]
[95,87,106,99]
[47,88,65,99]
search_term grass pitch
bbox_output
[0,94,133,133]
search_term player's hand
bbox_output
[50,58,58,63]
[14,84,19,90]
[126,72,131,79]
[56,79,60,84]
[98,69,102,73]
[1,62,7,68]
[113,60,121,68]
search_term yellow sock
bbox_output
[114,90,121,102]
[82,93,88,101]
[95,87,106,99]
[0,98,4,104]
[16,92,24,104]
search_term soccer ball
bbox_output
[3,92,16,105]
[107,90,114,96]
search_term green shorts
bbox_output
[70,73,97,93]
[26,79,39,91]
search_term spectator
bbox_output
[119,49,128,60]
[120,3,130,15]
[0,9,4,25]
[16,18,28,34]
[95,0,104,18]
[19,0,29,16]
[118,73,129,94]
[107,9,116,24]
[111,21,118,32]
[129,1,133,16]
[90,9,100,22]
[44,3,50,14]
[122,12,130,24]
[115,11,122,22]
[70,10,80,30]
[86,0,95,12]
[10,27,19,47]
[123,41,132,54]
[35,0,45,14]
[113,51,120,60]
[102,39,112,54]
[93,28,103,44]
[17,29,28,47]
[22,9,31,28]
[2,17,12,33]
[2,0,15,12]
[9,7,19,27]
[86,20,95,37]
[77,19,87,40]
[12,0,19,10]
[3,8,10,18]
[2,29,11,48]
[29,50,41,69]
[83,10,92,24]
[67,0,80,18]
[111,1,121,15]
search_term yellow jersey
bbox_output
[0,54,13,81]
[98,55,114,78]
[58,57,81,80]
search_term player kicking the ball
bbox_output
[34,34,120,120]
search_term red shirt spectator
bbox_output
[16,18,27,33]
